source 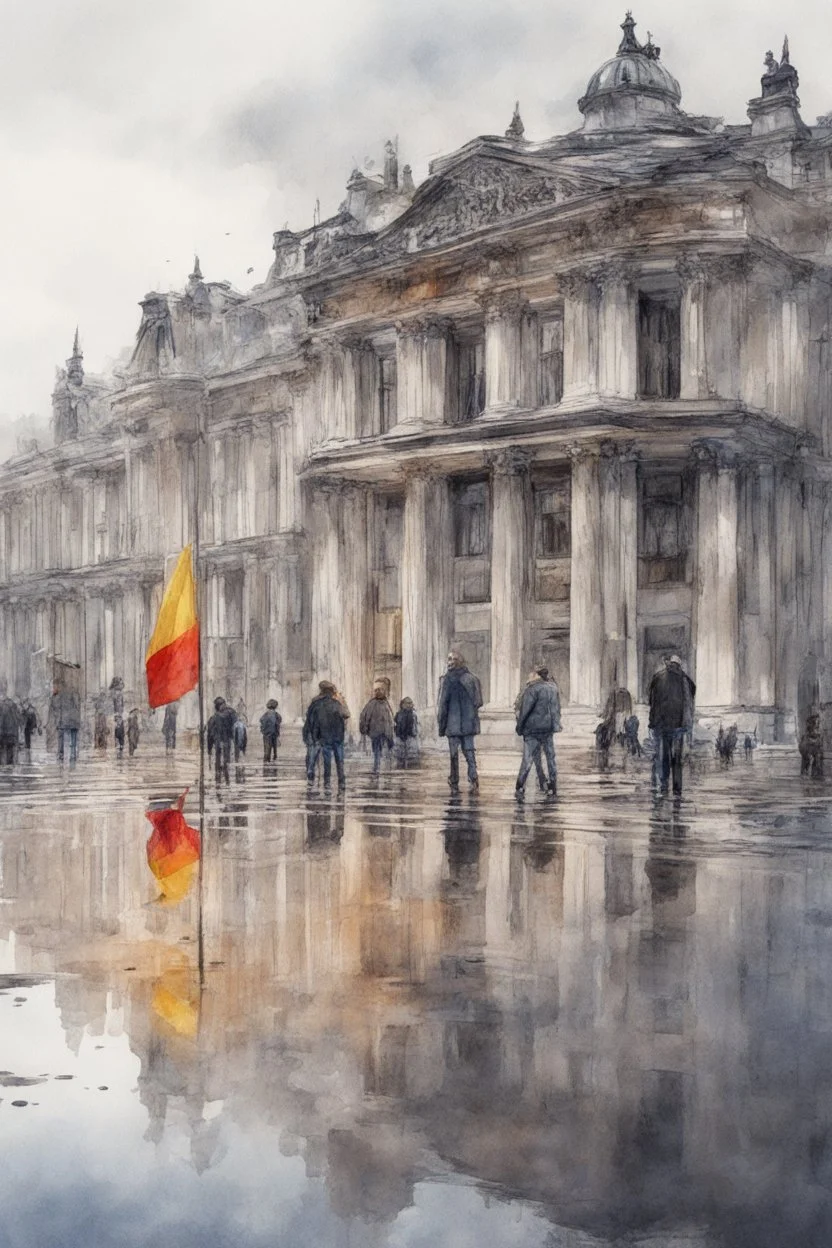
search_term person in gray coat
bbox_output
[515,668,562,798]
[437,651,483,792]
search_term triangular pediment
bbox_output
[373,147,611,257]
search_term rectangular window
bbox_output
[637,292,681,400]
[538,319,564,407]
[375,495,403,611]
[453,481,488,557]
[535,480,571,559]
[458,340,485,422]
[379,355,397,433]
[639,473,690,585]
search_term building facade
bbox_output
[3,16,832,742]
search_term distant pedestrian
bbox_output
[127,708,141,757]
[0,687,18,765]
[648,655,696,796]
[800,713,824,778]
[260,699,281,763]
[206,697,236,783]
[624,713,642,757]
[515,667,561,799]
[162,703,178,753]
[51,685,81,764]
[437,651,483,793]
[744,732,755,760]
[515,672,548,791]
[359,684,395,773]
[304,682,350,789]
[233,714,248,762]
[94,702,109,751]
[20,700,40,753]
[394,697,419,767]
[114,713,125,757]
[594,717,613,769]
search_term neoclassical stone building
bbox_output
[2,15,832,743]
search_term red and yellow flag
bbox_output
[146,545,199,708]
[145,790,200,902]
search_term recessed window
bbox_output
[539,319,564,407]
[638,292,681,400]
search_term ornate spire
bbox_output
[781,34,790,64]
[189,254,203,283]
[505,101,525,140]
[617,11,642,55]
[66,327,84,385]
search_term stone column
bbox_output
[487,447,533,708]
[599,443,639,698]
[396,319,450,428]
[677,253,709,400]
[774,461,800,739]
[693,443,739,708]
[561,269,598,400]
[569,444,604,708]
[482,292,525,413]
[401,467,454,717]
[738,461,776,708]
[597,261,637,399]
[309,480,373,733]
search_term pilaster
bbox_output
[560,269,599,400]
[401,465,454,715]
[568,443,603,708]
[693,441,739,708]
[396,318,451,427]
[677,253,708,400]
[487,447,533,707]
[599,442,639,698]
[597,260,637,399]
[481,291,526,413]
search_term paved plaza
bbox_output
[1,742,831,1247]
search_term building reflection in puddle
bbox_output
[0,774,831,1245]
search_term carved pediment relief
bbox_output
[374,154,604,257]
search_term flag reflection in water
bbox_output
[145,789,200,903]
[152,967,199,1039]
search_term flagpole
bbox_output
[194,405,207,991]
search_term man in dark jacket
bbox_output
[515,669,562,798]
[648,655,696,796]
[260,700,282,763]
[437,651,483,792]
[0,688,19,765]
[304,682,350,788]
[359,684,395,773]
[206,696,236,783]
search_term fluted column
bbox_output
[599,443,639,698]
[694,443,739,708]
[396,318,450,427]
[597,260,637,399]
[774,461,801,738]
[738,460,776,707]
[569,444,603,708]
[678,253,709,400]
[561,269,598,400]
[482,292,525,413]
[401,467,454,716]
[309,480,373,729]
[488,447,533,707]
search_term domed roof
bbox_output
[579,13,682,121]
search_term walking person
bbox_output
[114,713,125,757]
[437,651,483,793]
[233,713,248,762]
[21,699,40,755]
[93,699,109,752]
[800,713,824,777]
[514,672,548,791]
[127,708,141,757]
[648,655,696,797]
[162,703,178,753]
[515,666,561,799]
[359,683,395,774]
[303,682,350,789]
[260,699,281,763]
[0,686,18,765]
[624,713,642,757]
[51,684,81,764]
[206,697,236,784]
[394,697,419,768]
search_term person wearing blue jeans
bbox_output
[514,668,562,799]
[304,681,350,789]
[437,652,483,793]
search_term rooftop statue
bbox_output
[761,36,799,97]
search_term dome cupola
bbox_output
[579,12,682,131]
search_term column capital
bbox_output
[395,315,451,342]
[704,251,753,285]
[599,438,640,463]
[485,445,535,475]
[691,439,739,470]
[476,288,527,323]
[566,441,602,463]
[399,460,446,485]
[558,266,598,299]
[313,475,364,498]
[676,250,707,284]
[595,257,638,291]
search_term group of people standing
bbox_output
[0,689,40,764]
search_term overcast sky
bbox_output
[0,0,829,456]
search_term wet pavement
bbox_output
[1,742,832,1247]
